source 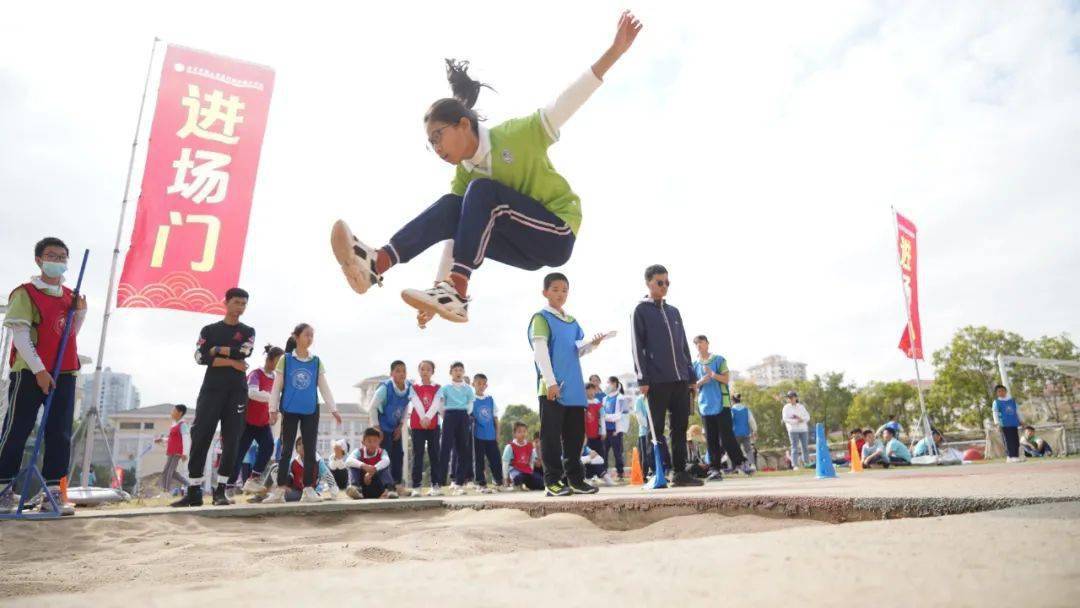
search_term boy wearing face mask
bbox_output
[0,237,87,515]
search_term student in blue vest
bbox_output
[993,384,1024,462]
[330,11,643,326]
[602,377,629,481]
[264,323,342,503]
[730,393,758,471]
[434,361,476,495]
[371,360,413,488]
[529,272,612,496]
[0,237,87,515]
[692,335,749,479]
[470,373,503,493]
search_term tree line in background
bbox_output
[497,326,1078,451]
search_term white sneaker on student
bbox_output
[465,481,478,491]
[38,488,75,516]
[300,487,321,503]
[448,482,459,491]
[384,491,399,499]
[241,476,266,494]
[263,486,287,504]
[600,474,615,487]
[400,281,469,323]
[331,220,383,295]
[452,487,466,496]
[345,485,362,500]
[428,485,443,497]
[409,488,422,498]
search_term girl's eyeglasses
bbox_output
[426,124,454,151]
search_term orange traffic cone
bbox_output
[850,439,863,473]
[629,447,644,485]
[60,476,69,503]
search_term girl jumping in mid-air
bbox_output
[331,10,642,325]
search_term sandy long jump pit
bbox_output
[1,460,1078,607]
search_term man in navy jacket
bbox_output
[631,264,702,487]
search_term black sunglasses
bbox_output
[654,279,670,287]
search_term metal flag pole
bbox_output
[891,207,935,456]
[77,37,161,488]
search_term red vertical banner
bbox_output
[118,44,274,314]
[896,212,923,359]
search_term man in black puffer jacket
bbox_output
[631,264,703,487]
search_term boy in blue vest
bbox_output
[471,373,502,493]
[371,360,412,488]
[993,384,1024,462]
[730,393,757,472]
[529,272,611,496]
[1,237,86,516]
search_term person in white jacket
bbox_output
[781,391,811,469]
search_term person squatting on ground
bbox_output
[503,422,544,490]
[345,428,399,500]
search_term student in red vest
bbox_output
[228,344,284,494]
[502,422,544,490]
[1,237,86,515]
[584,382,607,470]
[157,404,191,494]
[345,427,398,499]
[406,360,442,497]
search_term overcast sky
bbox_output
[2,1,1078,411]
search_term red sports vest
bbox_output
[290,458,305,491]
[166,422,184,456]
[358,447,384,466]
[9,283,80,373]
[510,441,534,474]
[410,383,440,430]
[585,402,603,439]
[245,368,274,426]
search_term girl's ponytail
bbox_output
[444,58,491,109]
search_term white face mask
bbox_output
[607,384,617,394]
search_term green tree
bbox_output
[928,326,1029,428]
[498,404,539,447]
[1021,333,1079,423]
[845,381,918,432]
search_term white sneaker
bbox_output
[448,482,459,491]
[263,486,287,504]
[384,491,399,499]
[300,487,321,503]
[38,488,75,516]
[345,485,362,500]
[452,487,466,496]
[331,219,383,295]
[465,481,478,491]
[0,488,18,514]
[428,485,443,497]
[478,486,492,494]
[409,488,421,498]
[600,474,615,487]
[401,281,469,323]
[241,476,265,494]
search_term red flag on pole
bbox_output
[117,44,274,314]
[896,212,923,359]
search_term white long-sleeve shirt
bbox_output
[268,353,338,414]
[782,402,811,433]
[247,369,273,403]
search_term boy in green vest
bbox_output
[331,11,642,325]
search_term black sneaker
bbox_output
[170,485,203,507]
[705,469,724,482]
[568,479,599,495]
[212,484,234,506]
[672,472,705,487]
[545,480,571,497]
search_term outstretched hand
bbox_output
[611,10,643,56]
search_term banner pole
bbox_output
[80,37,161,487]
[891,207,934,456]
